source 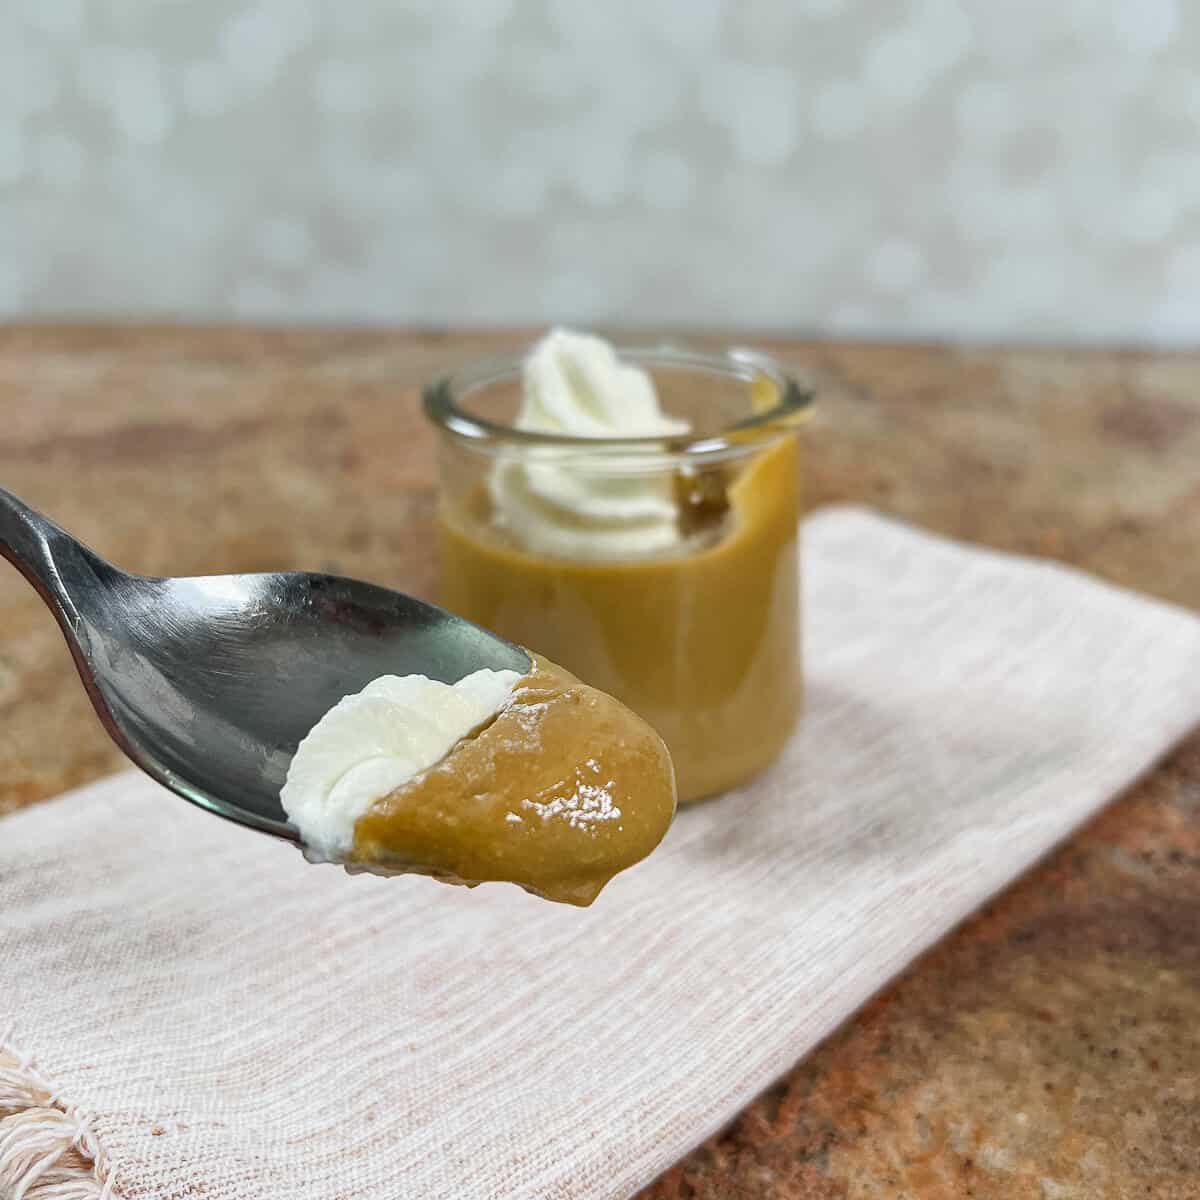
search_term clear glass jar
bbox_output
[422,344,811,804]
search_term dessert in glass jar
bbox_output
[424,331,810,804]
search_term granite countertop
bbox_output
[2,326,1197,1198]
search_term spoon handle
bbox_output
[0,487,86,627]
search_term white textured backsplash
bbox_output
[1,0,1197,343]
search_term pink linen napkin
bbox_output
[3,506,1199,1200]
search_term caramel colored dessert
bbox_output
[438,434,801,804]
[348,658,677,906]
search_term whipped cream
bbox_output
[281,668,521,861]
[488,328,690,560]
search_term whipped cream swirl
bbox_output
[488,329,690,560]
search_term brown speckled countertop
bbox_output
[2,326,1198,1198]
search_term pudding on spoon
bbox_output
[282,654,676,906]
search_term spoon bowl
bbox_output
[0,488,531,841]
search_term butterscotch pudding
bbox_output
[425,331,810,804]
[281,655,675,906]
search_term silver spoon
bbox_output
[0,488,531,842]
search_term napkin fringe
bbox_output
[0,1046,112,1199]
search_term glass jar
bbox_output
[422,344,811,804]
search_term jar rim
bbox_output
[422,342,812,457]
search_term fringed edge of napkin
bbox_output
[0,1041,114,1199]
